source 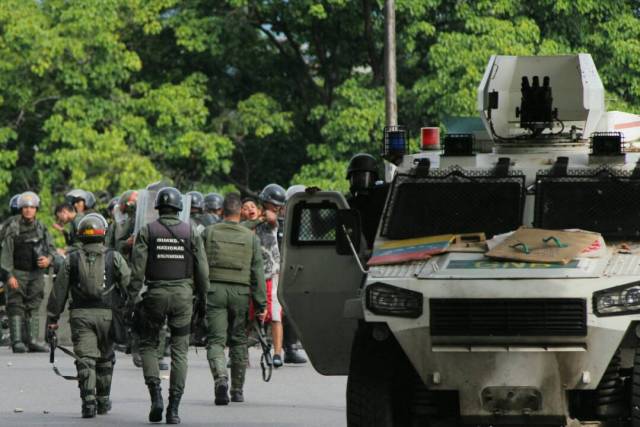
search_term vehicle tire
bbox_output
[346,324,396,426]
[346,323,441,427]
[632,344,640,426]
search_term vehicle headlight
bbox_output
[593,283,640,316]
[365,282,423,318]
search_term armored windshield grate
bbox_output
[291,202,337,245]
[534,166,640,238]
[380,166,525,239]
[430,298,587,337]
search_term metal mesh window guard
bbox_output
[291,202,338,245]
[380,166,526,239]
[534,165,640,238]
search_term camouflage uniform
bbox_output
[47,243,131,415]
[129,213,209,419]
[1,216,56,352]
[204,220,266,403]
[112,215,135,261]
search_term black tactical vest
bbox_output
[146,220,193,281]
[13,223,44,271]
[68,249,115,310]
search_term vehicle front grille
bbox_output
[430,298,587,337]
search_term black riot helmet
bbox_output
[187,191,205,212]
[154,187,183,212]
[77,213,108,244]
[204,192,223,211]
[259,184,286,207]
[347,153,378,193]
[9,194,20,215]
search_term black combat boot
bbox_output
[284,346,307,364]
[82,400,97,418]
[230,390,244,403]
[146,378,164,422]
[166,391,182,424]
[214,377,229,406]
[9,316,26,353]
[26,314,47,352]
[96,397,111,415]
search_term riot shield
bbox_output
[113,207,129,226]
[134,189,191,235]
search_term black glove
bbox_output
[45,321,58,344]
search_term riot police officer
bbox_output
[129,187,209,424]
[346,153,389,250]
[104,197,120,249]
[187,191,216,231]
[66,189,97,215]
[111,190,138,259]
[204,193,266,404]
[0,194,21,344]
[46,214,131,418]
[1,192,56,353]
[204,192,223,222]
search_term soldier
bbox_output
[204,193,266,405]
[46,214,131,418]
[346,153,390,250]
[66,189,97,215]
[0,194,21,345]
[187,191,216,232]
[1,192,56,353]
[111,190,137,258]
[204,192,223,222]
[129,187,208,424]
[104,197,120,249]
[116,189,170,369]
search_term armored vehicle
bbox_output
[280,55,640,426]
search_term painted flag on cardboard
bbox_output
[367,234,455,266]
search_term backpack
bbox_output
[69,249,129,345]
[69,249,115,301]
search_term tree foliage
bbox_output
[1,0,640,215]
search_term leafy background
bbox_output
[1,0,639,217]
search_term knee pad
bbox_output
[76,358,96,378]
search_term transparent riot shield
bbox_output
[113,206,129,226]
[134,189,191,235]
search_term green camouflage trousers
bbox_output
[6,270,45,317]
[70,308,114,405]
[206,283,250,392]
[137,284,193,395]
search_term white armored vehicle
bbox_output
[281,55,640,426]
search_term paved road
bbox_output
[0,347,347,426]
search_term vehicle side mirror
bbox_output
[336,209,361,255]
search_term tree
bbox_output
[2,0,640,220]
